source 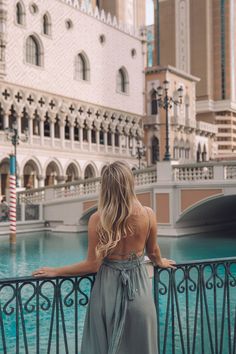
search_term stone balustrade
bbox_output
[173,164,214,181]
[17,167,157,203]
[173,161,236,181]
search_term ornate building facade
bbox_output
[0,0,145,197]
[153,0,236,159]
[91,0,146,29]
[145,66,217,165]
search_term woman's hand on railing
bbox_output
[156,258,176,269]
[32,267,59,278]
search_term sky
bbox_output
[146,0,154,25]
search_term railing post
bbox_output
[156,161,178,182]
[213,164,226,180]
[44,188,55,202]
[39,204,43,221]
[21,203,25,222]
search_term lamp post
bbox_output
[5,121,28,187]
[136,141,146,169]
[156,80,183,161]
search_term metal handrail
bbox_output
[0,256,236,353]
[154,256,236,354]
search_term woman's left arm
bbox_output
[32,212,102,278]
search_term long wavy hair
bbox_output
[96,161,137,258]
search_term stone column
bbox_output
[49,113,56,148]
[96,129,100,152]
[87,127,92,152]
[111,132,115,153]
[126,136,130,155]
[104,131,108,152]
[3,111,8,129]
[40,118,44,146]
[37,175,45,188]
[16,111,21,134]
[79,126,83,150]
[60,119,65,149]
[70,123,74,150]
[102,122,109,153]
[119,134,122,155]
[28,116,33,145]
[132,136,136,156]
[124,125,131,156]
[50,120,54,147]
[57,175,65,184]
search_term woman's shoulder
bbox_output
[143,206,155,216]
[89,211,100,223]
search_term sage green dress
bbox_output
[80,254,158,354]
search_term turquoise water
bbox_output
[1,230,236,279]
[0,230,236,353]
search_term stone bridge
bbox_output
[17,161,236,236]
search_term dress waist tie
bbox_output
[102,256,144,354]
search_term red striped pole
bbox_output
[9,154,16,243]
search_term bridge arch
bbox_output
[176,194,236,229]
[80,205,98,225]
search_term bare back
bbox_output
[106,202,151,260]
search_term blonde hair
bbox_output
[96,161,137,257]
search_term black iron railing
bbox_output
[0,275,95,353]
[154,257,236,354]
[0,258,236,353]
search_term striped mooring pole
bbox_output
[9,154,16,244]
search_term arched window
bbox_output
[44,115,50,137]
[115,130,119,147]
[0,104,4,130]
[99,127,104,145]
[26,35,42,66]
[84,164,96,179]
[117,67,129,93]
[66,163,79,182]
[21,108,28,133]
[173,139,179,160]
[42,13,51,36]
[16,2,25,25]
[202,144,207,162]
[33,115,40,136]
[151,136,160,164]
[185,95,190,122]
[54,116,60,138]
[196,143,201,162]
[65,117,70,140]
[74,119,79,141]
[75,52,90,81]
[179,139,185,159]
[91,123,96,143]
[151,90,158,115]
[107,128,112,146]
[185,140,190,160]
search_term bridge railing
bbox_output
[17,167,157,203]
[155,257,236,354]
[0,257,236,354]
[173,161,236,182]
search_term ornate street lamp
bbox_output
[136,141,146,169]
[156,80,183,161]
[5,121,28,187]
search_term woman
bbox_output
[33,161,175,354]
